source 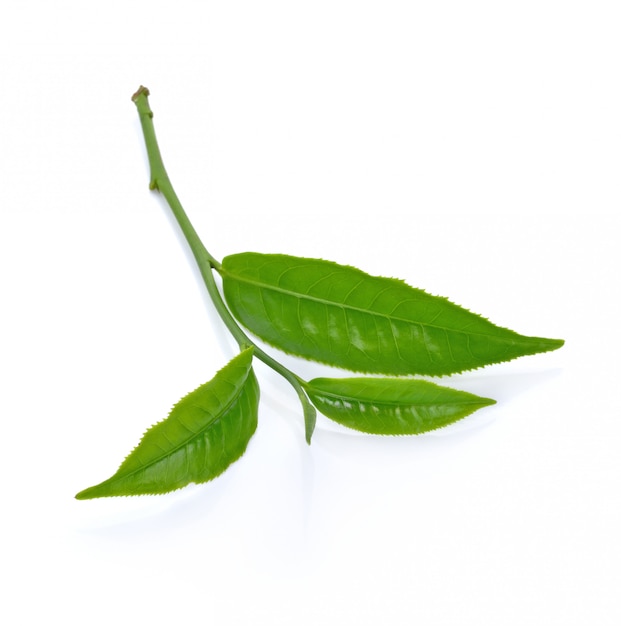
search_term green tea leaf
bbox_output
[304,377,495,435]
[75,348,259,499]
[220,252,563,376]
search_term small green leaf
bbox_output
[304,377,495,435]
[76,348,259,499]
[220,252,563,376]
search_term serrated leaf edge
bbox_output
[75,348,257,499]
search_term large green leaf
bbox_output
[220,253,563,376]
[75,348,259,499]
[304,377,495,435]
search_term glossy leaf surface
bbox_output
[305,377,495,435]
[221,253,563,376]
[75,348,259,499]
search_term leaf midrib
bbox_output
[114,372,252,483]
[225,272,515,341]
[308,385,492,408]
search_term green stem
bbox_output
[132,87,219,269]
[131,86,316,443]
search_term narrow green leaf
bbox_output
[75,348,259,499]
[304,377,495,435]
[220,252,563,376]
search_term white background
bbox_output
[1,2,619,624]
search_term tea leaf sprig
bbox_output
[75,87,563,500]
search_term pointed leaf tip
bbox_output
[541,337,564,351]
[304,403,317,445]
